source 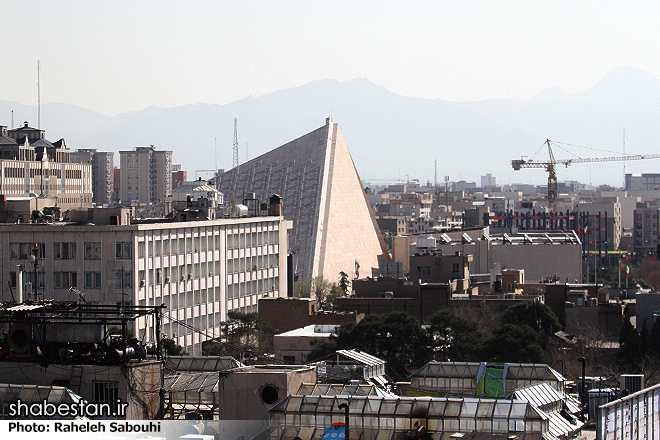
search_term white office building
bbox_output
[0,210,291,355]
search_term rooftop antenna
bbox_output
[37,60,41,129]
[11,110,14,129]
[245,142,248,162]
[233,118,239,169]
[434,159,438,187]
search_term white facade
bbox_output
[0,216,290,355]
[217,119,387,282]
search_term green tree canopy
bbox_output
[427,310,483,362]
[502,301,561,344]
[484,323,546,363]
[333,312,433,379]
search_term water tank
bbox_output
[235,204,248,217]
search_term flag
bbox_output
[354,261,360,279]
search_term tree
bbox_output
[650,318,660,358]
[427,310,483,361]
[638,259,660,290]
[148,337,188,356]
[338,271,351,295]
[619,315,643,370]
[502,301,561,346]
[295,276,341,309]
[484,324,546,363]
[333,312,433,379]
[294,279,312,298]
[161,338,188,356]
[202,311,275,361]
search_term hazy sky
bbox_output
[2,1,660,116]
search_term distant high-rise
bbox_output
[119,146,172,206]
[70,149,114,205]
[625,173,660,191]
[217,119,388,282]
[481,173,496,189]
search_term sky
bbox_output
[2,1,660,117]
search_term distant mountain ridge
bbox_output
[2,65,659,186]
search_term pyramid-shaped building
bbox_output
[217,119,388,282]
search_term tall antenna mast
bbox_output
[232,118,239,169]
[623,127,626,189]
[37,60,41,129]
[214,137,217,172]
[11,110,14,129]
[434,159,438,187]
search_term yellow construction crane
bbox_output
[512,139,660,211]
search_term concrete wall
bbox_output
[217,366,316,421]
[0,361,162,419]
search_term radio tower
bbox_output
[232,118,239,169]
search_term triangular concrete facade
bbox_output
[217,119,387,282]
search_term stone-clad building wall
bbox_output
[217,119,388,282]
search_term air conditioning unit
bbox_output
[140,280,145,287]
[165,277,170,283]
[187,273,192,280]
[620,374,644,393]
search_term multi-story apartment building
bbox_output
[119,146,172,206]
[70,149,114,205]
[634,202,659,256]
[626,173,660,191]
[0,209,290,355]
[0,123,92,208]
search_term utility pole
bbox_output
[37,61,41,129]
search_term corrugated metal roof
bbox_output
[164,372,220,392]
[6,304,45,312]
[164,355,243,372]
[410,362,565,382]
[336,349,385,367]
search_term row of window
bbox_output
[11,242,131,260]
[11,270,132,290]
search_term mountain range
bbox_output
[2,65,660,187]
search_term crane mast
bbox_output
[512,139,660,212]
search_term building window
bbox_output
[115,271,132,288]
[85,242,102,259]
[85,272,102,288]
[54,242,76,259]
[116,243,132,259]
[10,243,45,260]
[452,263,460,273]
[54,272,77,289]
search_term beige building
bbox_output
[119,146,172,207]
[217,119,388,282]
[0,123,92,208]
[70,149,115,205]
[0,210,291,355]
